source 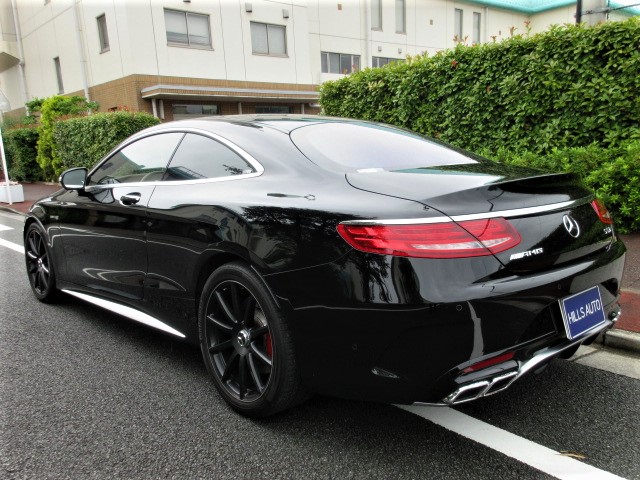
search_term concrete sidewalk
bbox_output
[2,182,640,353]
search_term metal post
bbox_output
[576,0,583,23]
[0,123,13,205]
[0,91,13,205]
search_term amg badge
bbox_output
[509,247,544,261]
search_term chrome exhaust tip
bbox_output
[443,371,518,405]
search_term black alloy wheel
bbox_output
[206,280,272,401]
[25,223,58,302]
[199,262,306,417]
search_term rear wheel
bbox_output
[198,262,306,417]
[24,223,59,303]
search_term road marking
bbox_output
[398,405,627,480]
[0,238,24,254]
[0,223,13,231]
[572,345,640,380]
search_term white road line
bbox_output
[0,238,25,254]
[398,405,627,480]
[0,223,14,231]
[0,211,24,221]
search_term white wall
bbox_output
[8,0,628,112]
[0,66,22,111]
[484,6,528,43]
[529,6,575,34]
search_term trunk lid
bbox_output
[346,164,614,274]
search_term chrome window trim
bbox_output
[86,127,264,189]
[340,198,592,225]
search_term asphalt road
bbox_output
[1,210,638,480]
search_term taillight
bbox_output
[462,351,516,374]
[591,199,613,224]
[336,218,521,259]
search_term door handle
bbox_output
[120,192,142,206]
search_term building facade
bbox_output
[0,0,637,121]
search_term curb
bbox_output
[0,206,26,216]
[595,329,640,355]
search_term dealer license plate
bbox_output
[559,286,606,341]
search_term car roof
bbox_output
[148,114,371,135]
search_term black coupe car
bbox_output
[25,115,625,417]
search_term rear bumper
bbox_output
[264,239,626,405]
[418,306,620,406]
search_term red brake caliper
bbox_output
[265,333,273,358]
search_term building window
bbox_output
[97,14,110,52]
[473,12,481,44]
[172,104,219,120]
[372,56,404,68]
[321,52,360,74]
[255,106,292,114]
[164,9,212,48]
[454,8,463,40]
[250,22,287,56]
[371,0,382,30]
[54,57,64,94]
[395,0,405,33]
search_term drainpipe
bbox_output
[72,0,91,102]
[10,0,29,114]
[364,0,370,69]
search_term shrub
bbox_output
[36,96,99,180]
[2,127,42,182]
[53,111,160,173]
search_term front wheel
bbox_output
[24,223,60,303]
[198,262,307,417]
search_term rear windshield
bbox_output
[289,122,478,172]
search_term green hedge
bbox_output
[53,111,160,174]
[320,18,640,155]
[36,95,98,180]
[487,141,640,233]
[2,127,42,182]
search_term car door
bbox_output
[143,132,262,333]
[56,132,184,301]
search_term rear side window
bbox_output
[163,133,255,181]
[289,122,478,172]
[89,133,184,185]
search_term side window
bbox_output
[164,134,255,181]
[89,133,184,185]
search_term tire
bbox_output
[24,223,60,303]
[198,262,307,417]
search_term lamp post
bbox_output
[0,89,13,205]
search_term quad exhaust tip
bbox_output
[443,371,518,405]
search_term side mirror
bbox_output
[60,167,88,191]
